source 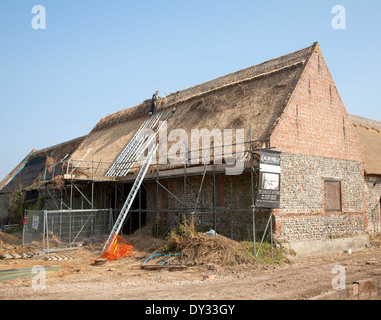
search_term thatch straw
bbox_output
[45,156,55,172]
[166,218,250,266]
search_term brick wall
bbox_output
[271,45,364,163]
[270,44,366,242]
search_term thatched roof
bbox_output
[0,136,85,194]
[350,114,381,175]
[70,45,315,174]
[0,150,36,191]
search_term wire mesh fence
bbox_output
[22,209,113,252]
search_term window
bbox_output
[325,180,342,212]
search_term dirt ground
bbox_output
[1,232,381,300]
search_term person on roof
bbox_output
[149,91,160,115]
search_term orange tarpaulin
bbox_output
[100,233,134,261]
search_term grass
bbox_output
[241,241,291,265]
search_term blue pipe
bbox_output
[143,253,181,266]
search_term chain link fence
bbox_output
[22,209,113,252]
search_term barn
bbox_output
[1,42,379,256]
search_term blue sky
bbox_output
[0,0,380,180]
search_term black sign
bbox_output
[256,151,281,209]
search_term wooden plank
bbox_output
[118,161,256,182]
[141,265,187,271]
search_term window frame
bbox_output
[324,180,343,212]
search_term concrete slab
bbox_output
[283,234,370,258]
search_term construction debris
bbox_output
[202,274,217,281]
[0,252,35,260]
[44,255,75,261]
[205,229,217,236]
[141,265,187,271]
[92,258,108,266]
[140,253,186,271]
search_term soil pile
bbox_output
[0,232,23,255]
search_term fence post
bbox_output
[44,210,50,254]
[22,209,27,246]
[42,211,46,252]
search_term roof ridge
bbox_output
[349,114,381,132]
[168,60,306,109]
[33,135,87,156]
[163,45,314,107]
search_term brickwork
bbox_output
[270,44,367,242]
[271,45,364,163]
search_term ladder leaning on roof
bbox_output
[103,143,159,251]
[106,108,176,177]
[106,111,163,177]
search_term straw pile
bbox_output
[166,219,250,266]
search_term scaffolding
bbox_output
[34,127,277,257]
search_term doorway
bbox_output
[122,184,147,235]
